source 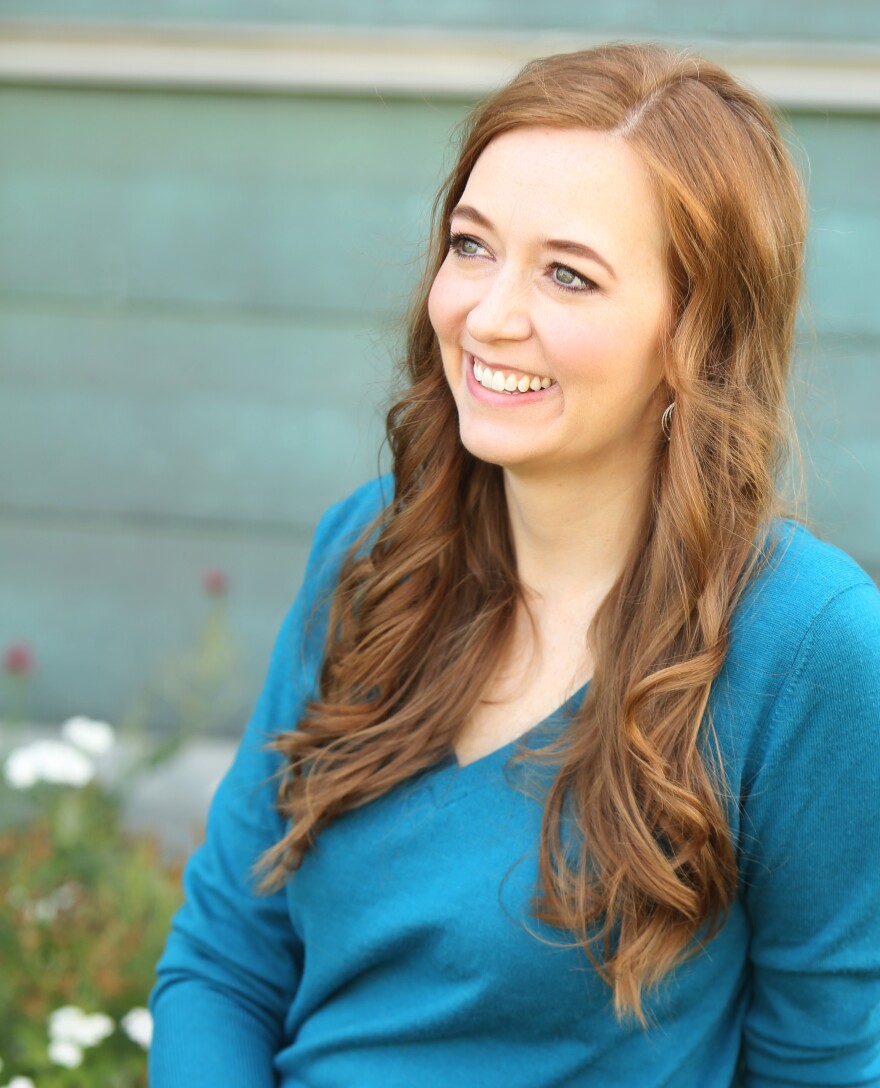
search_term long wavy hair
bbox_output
[259,43,807,1022]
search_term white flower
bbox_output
[121,1006,153,1049]
[61,716,115,756]
[9,1078,36,1088]
[48,1037,83,1068]
[4,740,94,789]
[31,882,79,923]
[48,1005,82,1039]
[48,1005,114,1047]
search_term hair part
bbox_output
[258,42,807,1024]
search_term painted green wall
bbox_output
[1,63,878,731]
[0,86,458,729]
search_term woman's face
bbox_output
[428,125,671,481]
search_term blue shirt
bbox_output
[150,476,880,1086]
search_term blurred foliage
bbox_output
[0,569,244,1084]
[0,780,180,1085]
[116,589,244,768]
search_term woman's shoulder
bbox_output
[313,474,394,547]
[257,475,394,720]
[739,518,878,632]
[717,519,880,799]
[726,517,880,696]
[767,517,874,593]
[303,474,393,585]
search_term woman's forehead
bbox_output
[458,127,667,273]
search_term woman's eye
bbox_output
[448,232,486,258]
[551,264,593,292]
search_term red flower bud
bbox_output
[202,568,229,597]
[4,642,34,676]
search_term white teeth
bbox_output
[470,355,554,395]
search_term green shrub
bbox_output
[0,571,244,1085]
[0,766,182,1085]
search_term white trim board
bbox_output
[1,21,879,112]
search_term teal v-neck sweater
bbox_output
[150,477,880,1087]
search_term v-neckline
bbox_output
[447,681,590,774]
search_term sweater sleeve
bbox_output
[740,579,880,1087]
[148,484,384,1086]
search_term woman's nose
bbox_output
[464,274,532,343]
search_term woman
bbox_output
[150,43,880,1086]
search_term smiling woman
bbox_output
[150,43,880,1088]
[429,126,670,479]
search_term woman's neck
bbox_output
[503,457,654,613]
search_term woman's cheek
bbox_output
[427,268,454,341]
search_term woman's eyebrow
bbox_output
[540,237,617,281]
[449,203,494,230]
[450,203,617,280]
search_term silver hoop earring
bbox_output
[661,401,675,441]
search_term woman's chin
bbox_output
[458,431,547,472]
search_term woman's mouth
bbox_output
[470,354,555,395]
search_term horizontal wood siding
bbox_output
[1,71,877,732]
[0,88,454,313]
[0,306,391,525]
[0,516,313,732]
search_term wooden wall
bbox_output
[1,12,878,732]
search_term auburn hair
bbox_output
[259,43,807,1022]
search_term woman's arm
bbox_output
[149,478,389,1086]
[148,598,306,1086]
[740,578,880,1086]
